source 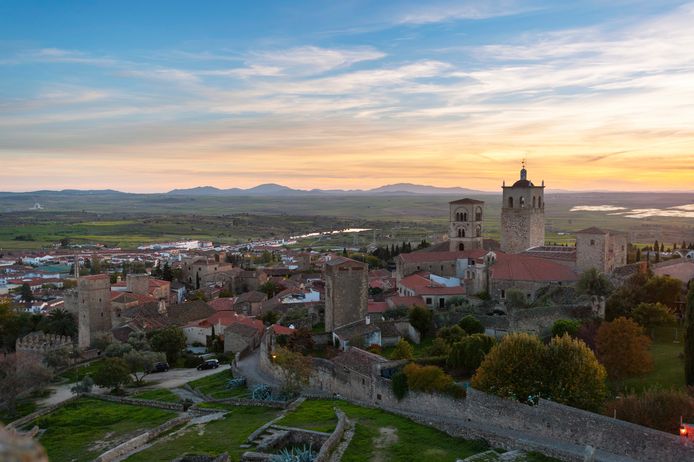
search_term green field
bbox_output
[131,388,181,402]
[1,191,692,250]
[187,369,249,399]
[279,399,488,462]
[124,405,280,462]
[27,397,176,462]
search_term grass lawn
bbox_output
[131,389,181,402]
[381,337,434,360]
[187,369,249,399]
[278,399,488,462]
[124,405,281,462]
[60,359,105,383]
[27,397,176,462]
[619,327,684,393]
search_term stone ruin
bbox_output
[15,332,74,361]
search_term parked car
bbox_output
[197,359,220,370]
[148,362,170,373]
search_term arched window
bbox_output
[475,207,482,221]
[463,212,468,221]
[456,212,461,221]
[458,243,465,251]
[508,197,513,208]
[476,225,481,237]
[538,197,543,208]
[519,196,525,208]
[458,228,465,238]
[532,196,536,208]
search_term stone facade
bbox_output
[448,198,484,251]
[64,274,112,348]
[323,257,368,332]
[575,227,628,274]
[501,165,545,253]
[15,332,73,363]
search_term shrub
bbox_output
[391,371,408,401]
[630,302,676,332]
[391,339,414,360]
[551,319,581,338]
[70,375,94,394]
[504,289,529,309]
[448,334,496,372]
[596,317,653,380]
[436,325,466,344]
[458,315,485,335]
[413,356,448,368]
[367,344,382,354]
[182,354,204,368]
[93,357,131,392]
[403,363,454,394]
[605,389,694,433]
[428,337,451,356]
[408,305,433,337]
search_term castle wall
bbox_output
[75,275,112,348]
[324,262,368,332]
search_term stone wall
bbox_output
[94,415,190,462]
[315,408,348,462]
[7,396,81,430]
[84,393,186,412]
[500,206,545,254]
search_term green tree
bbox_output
[448,333,496,372]
[162,262,173,281]
[20,283,33,303]
[436,325,466,344]
[39,308,77,337]
[471,333,546,402]
[403,363,453,393]
[544,334,607,412]
[259,281,282,298]
[685,284,694,386]
[408,305,433,337]
[428,337,451,356]
[576,268,613,297]
[123,350,166,385]
[93,357,131,392]
[391,339,414,360]
[150,327,186,364]
[630,302,676,334]
[391,371,408,401]
[458,315,485,334]
[273,346,312,395]
[551,319,581,338]
[642,275,682,309]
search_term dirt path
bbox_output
[371,426,398,462]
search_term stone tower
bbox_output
[501,162,545,253]
[448,198,484,251]
[64,274,112,348]
[323,256,368,332]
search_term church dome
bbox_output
[511,179,533,187]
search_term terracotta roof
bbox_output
[208,297,237,311]
[80,274,109,281]
[398,249,487,263]
[224,322,261,339]
[449,198,485,204]
[235,291,267,304]
[111,292,157,304]
[271,324,295,336]
[387,295,426,308]
[368,301,388,313]
[576,227,609,235]
[324,256,366,268]
[491,253,578,282]
[332,347,387,375]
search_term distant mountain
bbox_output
[367,183,484,195]
[164,182,486,196]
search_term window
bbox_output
[476,225,481,238]
[458,228,465,238]
[590,239,595,246]
[475,207,482,221]
[426,297,433,305]
[458,243,465,251]
[508,197,513,208]
[532,196,536,208]
[439,298,445,309]
[500,289,506,299]
[463,212,468,221]
[519,196,525,208]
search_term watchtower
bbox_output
[501,161,545,253]
[448,198,484,251]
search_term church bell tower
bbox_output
[448,198,485,251]
[500,160,545,253]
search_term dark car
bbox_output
[148,362,170,373]
[197,359,220,370]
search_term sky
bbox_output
[1,0,694,193]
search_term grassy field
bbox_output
[131,389,181,402]
[27,397,176,462]
[1,191,692,250]
[60,359,105,383]
[123,405,281,462]
[0,389,52,424]
[187,369,249,399]
[619,327,685,393]
[279,399,488,462]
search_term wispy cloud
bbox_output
[397,0,533,24]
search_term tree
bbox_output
[630,302,676,334]
[685,284,694,386]
[273,346,312,395]
[448,334,496,372]
[259,281,282,298]
[162,262,173,281]
[93,357,131,392]
[20,283,33,304]
[605,389,694,433]
[260,311,280,325]
[472,333,547,402]
[544,335,607,412]
[596,317,653,380]
[642,275,682,309]
[0,355,53,416]
[402,363,453,393]
[123,350,166,385]
[39,308,77,337]
[576,268,613,297]
[458,315,485,334]
[391,371,408,401]
[150,327,187,364]
[71,375,95,394]
[436,325,466,345]
[551,319,581,338]
[408,306,433,337]
[391,339,414,360]
[428,337,451,356]
[43,345,75,370]
[286,328,315,354]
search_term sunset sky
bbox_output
[1,0,694,192]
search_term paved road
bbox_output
[39,364,231,407]
[236,349,280,388]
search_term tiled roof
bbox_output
[449,198,485,204]
[368,301,388,313]
[398,249,487,263]
[491,253,578,282]
[387,295,426,308]
[332,347,387,376]
[208,297,237,311]
[271,324,295,336]
[235,291,267,303]
[324,256,366,268]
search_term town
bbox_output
[2,165,694,461]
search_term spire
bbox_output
[520,158,527,181]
